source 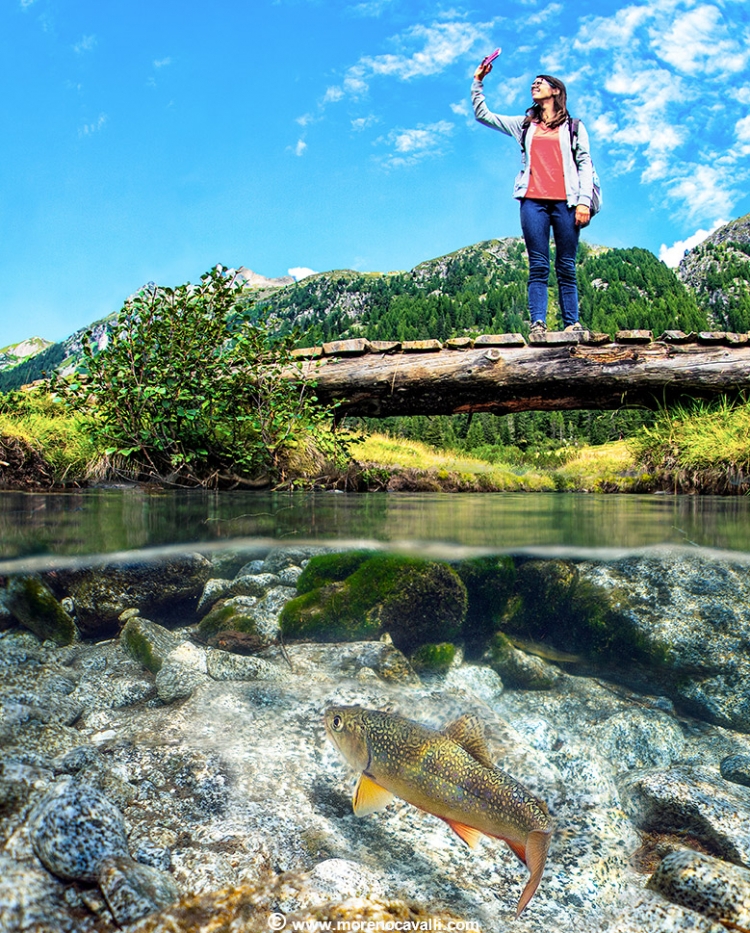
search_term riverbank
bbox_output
[2,400,750,494]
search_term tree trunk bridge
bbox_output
[290,330,750,418]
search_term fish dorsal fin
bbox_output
[352,773,395,816]
[442,818,484,849]
[515,828,553,918]
[443,714,495,770]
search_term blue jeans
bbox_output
[520,198,580,327]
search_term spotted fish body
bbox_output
[324,705,553,918]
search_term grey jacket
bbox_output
[471,78,594,209]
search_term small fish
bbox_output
[324,705,553,917]
[506,635,582,665]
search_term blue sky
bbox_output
[1,0,749,347]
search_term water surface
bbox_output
[2,488,749,571]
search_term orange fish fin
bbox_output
[442,818,484,849]
[515,829,553,918]
[505,837,527,865]
[443,714,495,770]
[352,773,394,817]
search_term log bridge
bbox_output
[290,330,750,418]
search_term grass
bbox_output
[629,397,750,492]
[0,391,106,485]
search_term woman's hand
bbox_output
[474,62,493,81]
[575,205,591,227]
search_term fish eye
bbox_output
[331,715,344,732]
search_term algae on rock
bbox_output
[280,553,467,652]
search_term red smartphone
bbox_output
[481,48,501,68]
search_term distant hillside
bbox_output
[5,223,748,393]
[249,238,706,344]
[677,213,750,332]
[0,336,53,373]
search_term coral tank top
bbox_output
[526,124,566,201]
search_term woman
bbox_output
[472,58,594,334]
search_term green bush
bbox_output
[54,266,345,485]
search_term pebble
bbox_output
[720,754,750,788]
[647,849,750,928]
[29,780,130,882]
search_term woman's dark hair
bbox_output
[524,74,569,128]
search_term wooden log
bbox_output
[294,342,750,417]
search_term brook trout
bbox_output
[324,705,553,917]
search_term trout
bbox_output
[324,705,553,918]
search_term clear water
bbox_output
[2,488,750,572]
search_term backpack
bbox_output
[520,117,602,216]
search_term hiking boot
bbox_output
[529,321,547,335]
[564,322,584,333]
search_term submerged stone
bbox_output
[120,618,184,674]
[97,854,180,926]
[4,576,76,646]
[720,755,750,788]
[647,849,750,929]
[281,553,467,652]
[29,780,130,883]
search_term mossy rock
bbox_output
[198,598,266,640]
[280,554,467,652]
[485,632,560,690]
[410,642,457,672]
[295,550,377,596]
[500,559,668,667]
[455,556,516,648]
[4,575,76,646]
[120,618,182,674]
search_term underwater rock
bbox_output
[205,649,286,682]
[29,779,130,882]
[281,553,467,652]
[58,554,212,638]
[260,545,333,575]
[97,854,180,926]
[410,642,457,672]
[618,765,750,866]
[720,754,750,788]
[578,556,750,733]
[121,617,185,674]
[647,849,750,929]
[195,578,234,615]
[4,575,77,646]
[454,555,517,646]
[485,631,562,689]
[155,643,209,704]
[593,708,685,772]
[0,854,82,933]
[609,889,728,932]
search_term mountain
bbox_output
[6,219,750,394]
[677,213,750,332]
[0,336,53,373]
[248,238,706,344]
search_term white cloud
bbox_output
[351,115,378,131]
[450,100,470,116]
[73,34,97,54]
[380,120,454,167]
[659,219,726,267]
[288,267,316,281]
[650,4,749,75]
[79,114,107,137]
[153,57,172,69]
[668,164,735,219]
[553,0,750,221]
[293,139,307,157]
[736,115,750,143]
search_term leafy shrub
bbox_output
[55,266,345,485]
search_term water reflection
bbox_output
[1,489,750,570]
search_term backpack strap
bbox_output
[521,117,579,152]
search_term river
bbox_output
[2,488,750,932]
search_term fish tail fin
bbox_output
[515,829,553,918]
